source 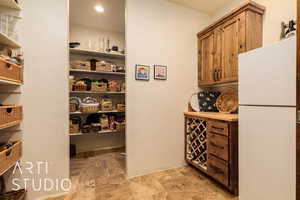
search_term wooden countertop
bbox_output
[184,112,239,122]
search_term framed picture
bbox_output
[135,65,150,81]
[154,65,167,80]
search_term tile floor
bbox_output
[49,152,238,200]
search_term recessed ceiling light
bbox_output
[95,5,104,13]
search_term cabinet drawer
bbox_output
[207,121,229,136]
[208,132,229,161]
[208,155,229,186]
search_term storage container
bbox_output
[0,141,22,175]
[0,105,22,129]
[100,98,113,111]
[91,81,107,92]
[96,61,112,72]
[70,97,81,113]
[73,81,87,91]
[0,14,20,41]
[80,97,99,113]
[117,104,126,112]
[108,80,120,92]
[71,61,90,71]
[115,121,125,131]
[70,117,81,134]
[0,57,23,83]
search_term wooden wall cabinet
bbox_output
[198,1,265,86]
[184,114,238,194]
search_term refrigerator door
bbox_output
[239,37,296,106]
[239,106,296,200]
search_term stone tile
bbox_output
[48,152,238,200]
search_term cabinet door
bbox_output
[220,14,246,83]
[198,32,215,86]
[213,28,223,82]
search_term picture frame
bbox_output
[154,65,167,80]
[135,65,150,81]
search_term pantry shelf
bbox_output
[0,32,21,48]
[70,69,125,76]
[70,129,124,136]
[0,0,21,10]
[70,91,126,95]
[70,110,125,115]
[0,78,22,86]
[70,48,125,59]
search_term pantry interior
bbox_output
[69,0,126,160]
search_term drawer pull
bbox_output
[212,126,224,130]
[209,142,224,150]
[209,164,224,174]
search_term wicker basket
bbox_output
[73,81,87,91]
[70,117,81,134]
[0,141,22,175]
[115,122,125,131]
[117,104,126,112]
[0,189,26,200]
[80,105,99,113]
[91,81,107,92]
[0,105,22,129]
[96,62,112,72]
[100,99,113,111]
[70,104,77,113]
[71,61,90,71]
[0,57,23,83]
[109,81,120,92]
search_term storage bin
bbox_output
[115,121,125,131]
[0,14,20,41]
[96,61,112,72]
[117,104,126,112]
[71,61,90,71]
[0,57,23,83]
[91,81,107,92]
[100,98,113,111]
[70,97,81,113]
[0,105,22,129]
[0,141,22,175]
[70,117,81,134]
[73,81,87,91]
[108,81,120,92]
[80,97,99,113]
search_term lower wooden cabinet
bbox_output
[185,115,238,194]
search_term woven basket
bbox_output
[70,104,77,113]
[96,63,112,72]
[0,189,26,200]
[70,117,81,134]
[91,82,107,92]
[71,61,90,71]
[0,105,22,129]
[216,89,238,114]
[117,104,125,112]
[0,57,23,83]
[80,105,99,113]
[73,82,87,91]
[0,141,22,175]
[115,122,125,131]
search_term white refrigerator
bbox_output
[239,37,296,200]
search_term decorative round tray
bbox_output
[216,90,238,114]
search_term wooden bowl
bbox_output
[216,90,238,114]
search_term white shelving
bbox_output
[70,48,125,59]
[70,129,124,136]
[70,69,125,76]
[70,110,124,115]
[70,91,126,95]
[0,0,21,10]
[0,32,21,48]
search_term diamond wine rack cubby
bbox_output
[185,117,207,170]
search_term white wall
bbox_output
[126,0,210,177]
[70,23,125,52]
[211,0,296,45]
[20,0,69,199]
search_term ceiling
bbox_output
[166,0,233,15]
[70,0,125,33]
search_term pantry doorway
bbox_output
[68,0,127,196]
